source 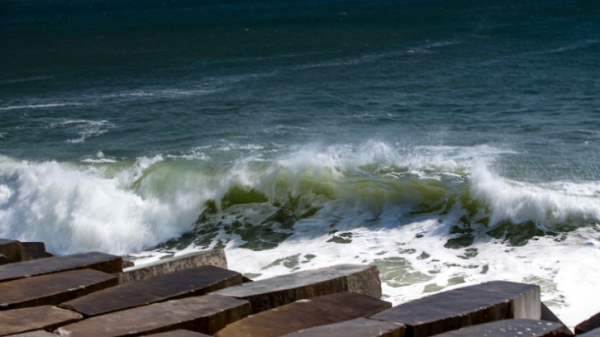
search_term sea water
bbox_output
[1,0,600,328]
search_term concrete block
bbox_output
[0,252,122,283]
[20,243,47,262]
[0,239,22,263]
[215,292,391,337]
[0,254,8,266]
[55,294,250,337]
[370,280,540,337]
[210,264,381,313]
[0,269,118,310]
[281,318,405,337]
[0,306,82,336]
[7,331,56,336]
[576,311,600,335]
[426,319,567,337]
[60,265,242,317]
[578,328,600,337]
[148,330,212,337]
[118,249,228,284]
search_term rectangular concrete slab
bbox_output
[215,292,391,337]
[576,311,600,334]
[20,243,47,262]
[7,331,56,336]
[118,249,228,284]
[541,303,572,334]
[0,252,122,283]
[281,318,405,337]
[370,281,540,337]
[427,319,567,337]
[210,264,381,313]
[60,265,243,317]
[0,306,82,336]
[55,294,250,337]
[0,269,118,310]
[579,328,600,337]
[0,239,22,263]
[148,330,212,337]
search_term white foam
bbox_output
[0,103,84,111]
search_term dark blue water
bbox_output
[1,0,600,325]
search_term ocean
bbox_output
[1,0,599,327]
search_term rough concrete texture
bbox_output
[0,239,22,263]
[0,252,122,283]
[579,328,600,337]
[215,292,391,337]
[19,243,47,262]
[118,249,228,284]
[55,294,250,337]
[0,254,8,266]
[6,331,56,336]
[210,264,381,313]
[541,303,572,334]
[60,265,242,317]
[576,312,600,335]
[280,318,405,337]
[428,319,567,337]
[148,330,212,337]
[0,306,82,336]
[370,280,540,337]
[0,269,118,310]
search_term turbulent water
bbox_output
[2,0,600,327]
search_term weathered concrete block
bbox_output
[0,269,118,310]
[281,318,405,337]
[60,265,242,317]
[7,330,56,336]
[0,252,122,283]
[578,328,600,337]
[210,264,381,313]
[576,311,600,335]
[148,330,212,337]
[55,294,250,337]
[215,292,391,337]
[118,249,228,284]
[426,319,567,337]
[20,243,47,262]
[370,280,540,337]
[0,239,22,263]
[0,306,82,336]
[0,254,8,266]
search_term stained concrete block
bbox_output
[60,265,242,317]
[7,331,56,336]
[0,239,22,263]
[0,252,122,283]
[20,243,47,262]
[0,254,8,266]
[118,249,228,284]
[148,330,212,337]
[55,294,250,337]
[281,318,405,337]
[370,281,540,337]
[578,328,600,337]
[215,292,391,337]
[427,319,567,337]
[210,264,381,313]
[0,269,118,310]
[576,312,600,335]
[0,306,82,336]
